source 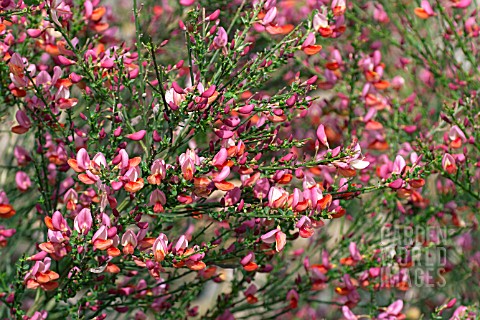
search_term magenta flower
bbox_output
[415,0,435,19]
[451,306,468,319]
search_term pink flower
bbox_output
[8,53,28,88]
[415,1,436,19]
[147,159,166,185]
[253,178,270,199]
[296,216,314,238]
[392,155,406,175]
[149,189,167,213]
[92,152,107,171]
[261,227,286,252]
[74,208,93,235]
[332,0,346,16]
[292,188,308,212]
[378,300,404,319]
[373,4,389,23]
[243,284,258,303]
[240,251,258,271]
[153,234,169,262]
[442,153,457,174]
[14,146,31,166]
[313,12,332,37]
[267,186,288,208]
[213,165,230,182]
[448,125,466,148]
[49,0,73,26]
[349,242,362,261]
[63,189,78,211]
[0,226,16,247]
[121,230,137,255]
[24,257,59,291]
[76,148,91,171]
[11,110,32,134]
[174,235,188,254]
[165,88,186,110]
[213,27,228,49]
[123,166,145,193]
[451,306,468,319]
[342,306,358,320]
[15,171,31,192]
[45,211,69,233]
[92,225,114,251]
[179,150,200,181]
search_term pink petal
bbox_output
[275,231,286,252]
[212,148,228,166]
[213,165,230,182]
[57,55,76,66]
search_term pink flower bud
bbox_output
[238,104,254,114]
[180,0,195,6]
[316,124,329,148]
[208,9,220,21]
[126,130,146,141]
